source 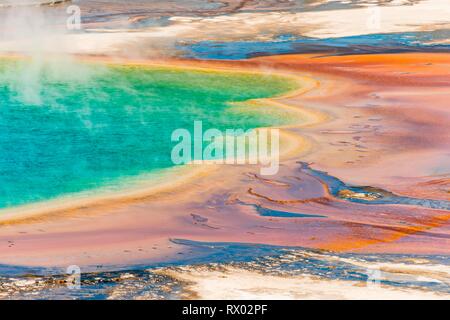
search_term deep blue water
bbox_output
[179,30,450,60]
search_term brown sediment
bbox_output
[0,52,449,267]
[247,188,331,205]
[244,172,290,187]
[318,212,450,252]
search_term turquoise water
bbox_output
[0,59,296,210]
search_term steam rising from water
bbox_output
[0,1,90,105]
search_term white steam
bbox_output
[0,1,101,106]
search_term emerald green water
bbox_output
[0,59,296,210]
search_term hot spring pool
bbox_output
[0,59,297,210]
